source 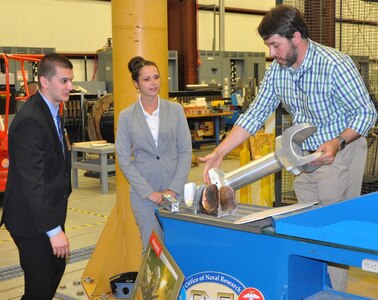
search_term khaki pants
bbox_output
[294,137,367,291]
[295,137,367,205]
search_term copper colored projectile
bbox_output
[199,184,219,216]
[219,186,237,213]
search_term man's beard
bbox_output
[280,41,298,68]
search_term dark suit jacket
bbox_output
[1,91,71,241]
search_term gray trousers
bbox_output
[130,191,164,254]
[294,137,367,291]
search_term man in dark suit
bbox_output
[1,53,73,299]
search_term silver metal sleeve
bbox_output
[224,152,282,190]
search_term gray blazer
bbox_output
[116,98,192,200]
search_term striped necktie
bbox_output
[56,113,65,155]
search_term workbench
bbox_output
[71,143,115,193]
[186,112,233,147]
[157,192,378,299]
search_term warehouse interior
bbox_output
[1,0,378,299]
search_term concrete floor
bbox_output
[0,145,377,299]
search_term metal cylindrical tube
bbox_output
[224,152,282,191]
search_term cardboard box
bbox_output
[203,121,214,136]
[191,129,204,140]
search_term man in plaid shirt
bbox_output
[201,4,377,292]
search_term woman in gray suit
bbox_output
[116,56,192,252]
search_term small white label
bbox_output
[362,258,378,273]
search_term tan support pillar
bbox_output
[82,1,168,298]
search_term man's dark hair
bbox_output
[258,5,309,40]
[37,53,73,83]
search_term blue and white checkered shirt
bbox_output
[236,39,377,151]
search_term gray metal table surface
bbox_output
[71,143,116,193]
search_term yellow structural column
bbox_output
[81,1,168,298]
[239,140,251,204]
[260,145,273,206]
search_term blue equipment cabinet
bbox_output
[157,192,378,299]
